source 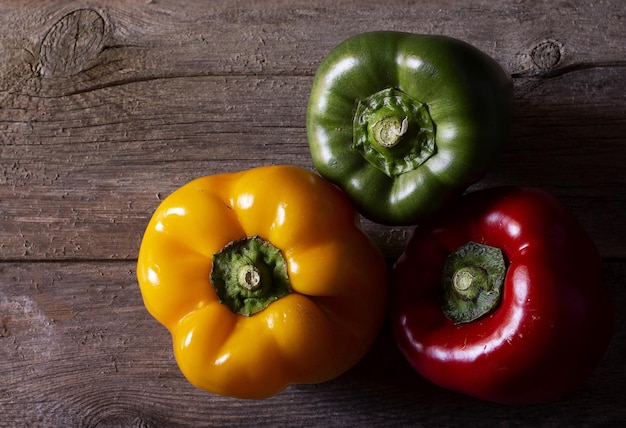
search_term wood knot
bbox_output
[530,40,562,70]
[39,9,106,77]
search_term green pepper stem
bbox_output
[371,115,409,148]
[441,241,507,324]
[352,87,436,177]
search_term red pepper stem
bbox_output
[453,266,488,295]
[441,241,507,324]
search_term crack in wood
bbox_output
[511,60,626,78]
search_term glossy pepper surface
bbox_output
[137,165,388,399]
[390,186,613,404]
[306,31,513,225]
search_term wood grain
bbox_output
[1,0,625,425]
[1,261,625,426]
[2,1,625,260]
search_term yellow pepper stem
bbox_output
[237,265,262,291]
[210,236,291,316]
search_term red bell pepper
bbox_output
[390,186,613,404]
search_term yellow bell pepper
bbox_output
[136,165,388,399]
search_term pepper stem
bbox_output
[238,265,262,291]
[211,236,291,316]
[352,87,436,177]
[441,241,507,324]
[370,115,409,148]
[453,266,488,296]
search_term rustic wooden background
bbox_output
[1,0,625,426]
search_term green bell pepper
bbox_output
[306,31,513,225]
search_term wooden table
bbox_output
[2,0,625,425]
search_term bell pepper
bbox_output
[306,31,513,225]
[390,186,613,404]
[136,165,388,399]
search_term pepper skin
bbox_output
[137,165,388,399]
[390,187,613,404]
[306,31,512,225]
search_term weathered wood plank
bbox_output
[1,261,624,426]
[2,0,625,258]
[2,0,625,90]
[2,67,625,259]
